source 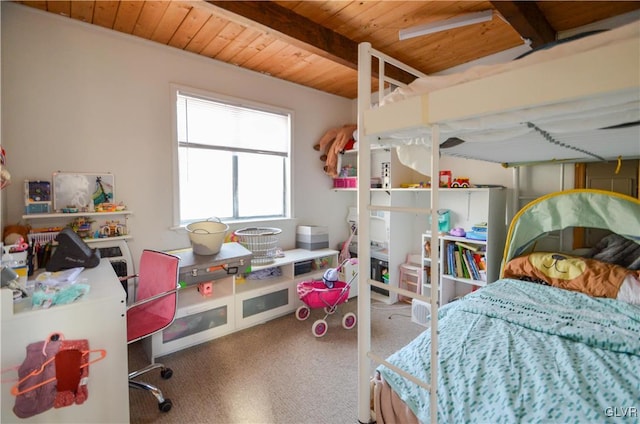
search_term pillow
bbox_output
[618,274,640,304]
[585,233,640,270]
[503,252,640,303]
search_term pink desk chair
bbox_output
[121,249,180,413]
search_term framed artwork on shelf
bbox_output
[52,172,115,212]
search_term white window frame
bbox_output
[171,84,293,226]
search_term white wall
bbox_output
[1,2,355,265]
[438,157,575,221]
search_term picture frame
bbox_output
[52,172,115,212]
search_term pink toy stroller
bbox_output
[295,259,358,337]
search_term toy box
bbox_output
[25,180,51,202]
[296,226,329,250]
[332,177,357,188]
[24,180,52,214]
[25,202,51,214]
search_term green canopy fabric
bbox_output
[502,189,640,271]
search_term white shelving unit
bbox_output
[21,211,133,243]
[144,248,340,360]
[421,187,507,305]
[334,148,425,304]
[333,147,423,192]
[440,236,487,303]
[333,147,508,306]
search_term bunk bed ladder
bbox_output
[357,42,440,424]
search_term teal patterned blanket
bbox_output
[378,279,640,423]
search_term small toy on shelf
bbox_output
[99,220,127,238]
[24,180,52,214]
[68,216,94,239]
[449,227,466,237]
[197,281,213,297]
[451,177,471,188]
[439,170,452,188]
[338,164,357,177]
[466,222,488,240]
[95,202,127,212]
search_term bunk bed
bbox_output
[355,21,640,424]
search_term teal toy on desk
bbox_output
[31,283,91,309]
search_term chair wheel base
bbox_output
[161,367,173,379]
[159,398,172,412]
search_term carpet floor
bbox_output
[128,298,424,424]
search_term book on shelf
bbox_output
[474,253,486,271]
[459,248,473,279]
[464,249,481,280]
[455,240,482,252]
[447,243,456,276]
[443,242,484,282]
[453,250,464,278]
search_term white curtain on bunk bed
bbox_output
[388,21,639,171]
[393,92,639,172]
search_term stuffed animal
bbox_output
[3,224,31,246]
[314,124,357,178]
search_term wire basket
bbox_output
[234,227,282,265]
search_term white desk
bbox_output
[1,259,129,423]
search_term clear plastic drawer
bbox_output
[242,288,288,318]
[162,304,228,343]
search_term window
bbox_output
[175,89,291,225]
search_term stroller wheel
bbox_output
[295,306,310,321]
[312,319,328,337]
[342,312,357,329]
[324,306,336,315]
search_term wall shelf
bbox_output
[22,210,133,220]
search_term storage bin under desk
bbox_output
[235,278,297,330]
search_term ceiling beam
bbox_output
[490,1,556,48]
[205,0,416,85]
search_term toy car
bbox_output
[451,178,470,188]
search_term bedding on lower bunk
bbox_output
[503,251,640,304]
[376,279,640,423]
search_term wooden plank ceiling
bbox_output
[15,1,640,99]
